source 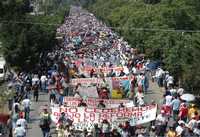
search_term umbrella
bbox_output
[180,93,195,102]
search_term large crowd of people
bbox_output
[0,6,199,137]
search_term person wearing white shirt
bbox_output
[155,110,167,137]
[155,68,164,87]
[165,94,173,106]
[187,115,197,131]
[14,124,26,137]
[166,75,174,87]
[176,120,185,137]
[40,75,48,92]
[22,97,31,122]
[32,75,39,86]
[16,116,27,129]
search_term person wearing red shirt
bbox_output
[178,103,188,122]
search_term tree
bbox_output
[0,0,69,70]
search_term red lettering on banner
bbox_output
[75,113,81,118]
[116,112,123,118]
[69,108,77,113]
[85,108,95,113]
[100,113,109,120]
[131,107,139,112]
[71,102,78,106]
[90,113,95,122]
[124,112,131,118]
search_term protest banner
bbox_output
[77,86,99,98]
[83,66,124,73]
[111,77,131,99]
[70,78,100,86]
[63,97,133,108]
[51,104,157,131]
[70,77,131,99]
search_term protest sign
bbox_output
[51,105,157,131]
[70,77,131,99]
[70,78,100,86]
[77,86,99,98]
[63,97,133,108]
[111,77,131,99]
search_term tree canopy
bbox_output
[0,0,69,71]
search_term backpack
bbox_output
[39,113,51,128]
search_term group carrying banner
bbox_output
[51,104,157,131]
[70,76,132,99]
[63,97,134,108]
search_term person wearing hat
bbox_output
[176,120,185,137]
[14,123,26,137]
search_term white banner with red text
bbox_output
[51,105,157,131]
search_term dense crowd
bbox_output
[1,6,199,137]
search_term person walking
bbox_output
[32,83,39,102]
[21,96,31,122]
[39,107,51,137]
[14,123,26,137]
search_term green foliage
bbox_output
[0,0,69,70]
[86,0,200,94]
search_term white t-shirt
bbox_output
[40,75,47,83]
[187,119,197,130]
[13,102,20,110]
[14,126,26,136]
[167,76,174,86]
[16,118,27,128]
[194,128,200,136]
[32,77,39,85]
[22,99,31,108]
[176,126,184,136]
[165,95,173,106]
[170,88,177,95]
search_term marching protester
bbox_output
[39,106,51,137]
[21,96,31,122]
[14,123,26,137]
